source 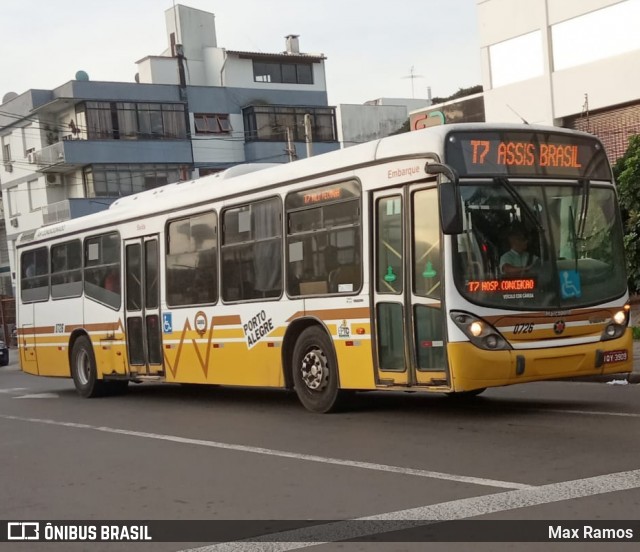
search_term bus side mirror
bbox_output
[426,163,463,235]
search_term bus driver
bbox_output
[500,225,539,277]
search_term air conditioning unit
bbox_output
[46,174,63,186]
[27,152,37,164]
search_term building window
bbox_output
[253,61,314,84]
[243,106,336,143]
[80,102,187,140]
[2,143,12,172]
[552,2,640,71]
[489,30,543,88]
[194,113,232,134]
[7,186,19,217]
[27,179,42,212]
[86,164,181,197]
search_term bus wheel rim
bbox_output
[77,349,91,386]
[301,348,328,391]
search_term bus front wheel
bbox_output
[291,327,348,413]
[71,336,107,398]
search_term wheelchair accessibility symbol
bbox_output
[163,312,173,334]
[560,270,581,299]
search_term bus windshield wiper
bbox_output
[576,178,590,240]
[494,177,544,233]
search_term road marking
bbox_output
[179,467,640,552]
[0,413,531,490]
[13,393,59,399]
[535,408,640,418]
[0,388,27,394]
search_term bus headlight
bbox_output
[613,310,627,325]
[450,311,512,351]
[601,305,630,342]
[469,321,483,337]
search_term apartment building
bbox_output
[0,4,339,288]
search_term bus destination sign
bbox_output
[467,278,535,293]
[445,131,611,180]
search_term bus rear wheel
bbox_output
[292,327,348,413]
[71,336,107,398]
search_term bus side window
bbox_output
[84,232,121,310]
[21,247,49,302]
[285,181,362,297]
[221,198,282,302]
[166,211,218,307]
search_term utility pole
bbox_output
[285,128,297,162]
[304,113,313,158]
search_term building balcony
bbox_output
[33,139,193,173]
[42,198,117,226]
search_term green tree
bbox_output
[613,134,640,293]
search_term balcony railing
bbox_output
[42,198,116,226]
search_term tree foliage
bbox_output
[613,134,640,293]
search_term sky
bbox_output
[1,0,482,106]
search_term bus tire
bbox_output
[71,336,106,398]
[291,326,347,413]
[446,388,486,399]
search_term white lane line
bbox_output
[0,413,531,490]
[534,408,640,418]
[0,388,27,394]
[180,467,640,552]
[13,393,60,399]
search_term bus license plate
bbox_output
[603,350,628,364]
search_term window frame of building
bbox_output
[27,179,41,212]
[82,101,187,141]
[253,60,314,85]
[7,186,19,217]
[2,142,12,172]
[243,106,337,143]
[194,113,232,135]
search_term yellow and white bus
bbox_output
[17,123,632,412]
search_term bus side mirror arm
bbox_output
[426,163,463,235]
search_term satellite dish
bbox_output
[75,70,89,81]
[2,92,18,104]
[134,73,140,83]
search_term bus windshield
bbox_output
[452,180,627,310]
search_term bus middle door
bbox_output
[372,186,448,387]
[124,236,163,376]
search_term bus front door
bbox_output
[372,186,448,387]
[124,236,163,376]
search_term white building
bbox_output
[337,98,431,148]
[477,0,640,160]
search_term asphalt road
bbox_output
[2,352,640,552]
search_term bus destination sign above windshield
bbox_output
[445,131,611,180]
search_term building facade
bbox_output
[0,4,339,290]
[477,0,640,160]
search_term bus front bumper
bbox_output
[447,329,633,392]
